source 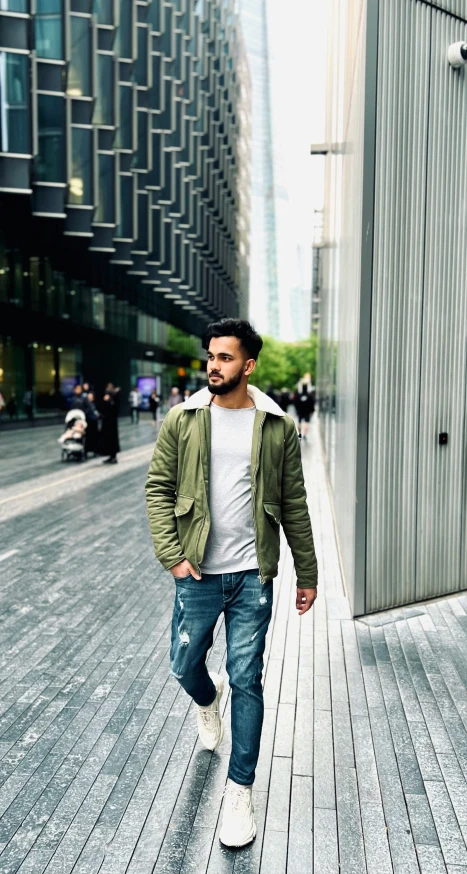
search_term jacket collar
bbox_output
[182,384,285,417]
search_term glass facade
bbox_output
[69,127,93,204]
[68,16,91,98]
[0,0,249,422]
[35,0,63,60]
[36,94,66,182]
[95,153,115,223]
[0,53,29,154]
[94,54,114,126]
[115,84,133,150]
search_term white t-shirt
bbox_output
[200,403,258,574]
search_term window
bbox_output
[134,27,148,88]
[136,192,149,251]
[36,94,65,182]
[0,53,29,154]
[115,0,132,60]
[115,84,133,150]
[134,110,148,169]
[67,16,91,97]
[115,173,133,239]
[35,0,63,59]
[94,54,114,126]
[69,127,93,204]
[2,0,27,11]
[93,0,113,26]
[95,153,115,223]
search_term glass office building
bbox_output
[0,0,251,418]
[237,0,278,339]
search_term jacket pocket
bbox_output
[264,502,282,526]
[175,495,194,517]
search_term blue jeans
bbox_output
[170,569,273,786]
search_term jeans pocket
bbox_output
[172,573,192,582]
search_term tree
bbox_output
[252,334,318,392]
[252,336,288,391]
[284,335,318,387]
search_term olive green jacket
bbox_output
[145,385,318,588]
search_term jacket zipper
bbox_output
[252,413,266,584]
[195,408,209,575]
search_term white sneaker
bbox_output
[219,779,256,848]
[196,672,225,751]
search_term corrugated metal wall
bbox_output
[367,0,467,611]
[367,0,431,612]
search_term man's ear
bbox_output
[245,358,256,376]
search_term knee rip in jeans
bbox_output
[178,628,190,646]
[259,595,268,605]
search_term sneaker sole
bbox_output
[219,824,257,849]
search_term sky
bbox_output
[267,0,328,339]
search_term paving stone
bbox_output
[264,756,291,832]
[425,781,467,866]
[360,802,393,874]
[287,776,313,874]
[416,844,448,873]
[313,807,338,873]
[335,766,365,874]
[406,793,440,846]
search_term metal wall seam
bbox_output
[367,0,431,613]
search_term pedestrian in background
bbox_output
[85,391,99,457]
[70,384,91,417]
[279,387,291,413]
[183,388,191,402]
[99,383,120,464]
[294,372,315,440]
[149,389,160,426]
[146,318,318,849]
[168,386,183,408]
[129,385,142,424]
[6,393,17,420]
[23,389,34,421]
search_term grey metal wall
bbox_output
[367,0,467,611]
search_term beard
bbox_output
[208,368,244,396]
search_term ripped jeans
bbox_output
[170,569,273,786]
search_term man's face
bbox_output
[207,336,254,396]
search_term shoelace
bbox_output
[223,784,251,816]
[199,708,219,727]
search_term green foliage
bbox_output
[252,334,318,392]
[252,336,288,391]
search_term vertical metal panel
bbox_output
[416,9,467,600]
[367,0,431,613]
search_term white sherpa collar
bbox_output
[183,384,285,417]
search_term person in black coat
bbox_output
[84,391,100,457]
[149,389,160,426]
[99,384,121,464]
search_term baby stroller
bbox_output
[58,409,87,462]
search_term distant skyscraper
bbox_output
[238,0,279,338]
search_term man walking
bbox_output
[145,319,318,848]
[129,385,142,424]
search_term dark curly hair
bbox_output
[203,319,263,361]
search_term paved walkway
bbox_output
[1,416,467,872]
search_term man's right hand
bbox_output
[170,559,202,580]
